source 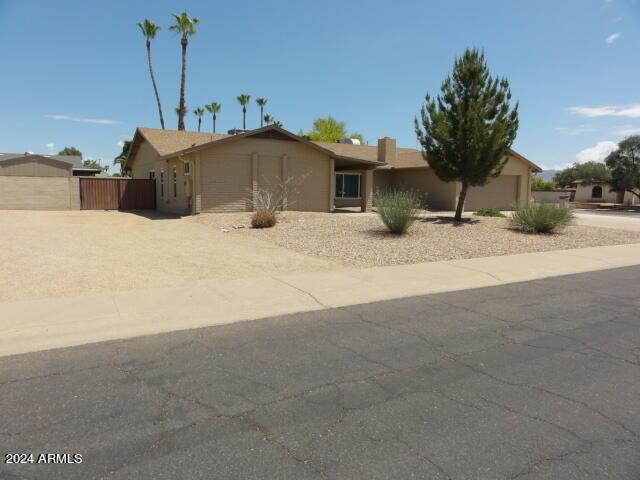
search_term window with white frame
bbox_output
[183,162,190,176]
[160,170,164,197]
[335,173,361,198]
[149,170,156,181]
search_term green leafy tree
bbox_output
[554,161,611,187]
[193,107,205,132]
[605,135,640,201]
[137,19,165,129]
[301,116,361,142]
[58,146,82,157]
[205,102,221,133]
[256,98,268,128]
[82,158,107,171]
[113,140,132,176]
[169,12,199,131]
[237,94,251,129]
[415,48,519,221]
[531,177,556,190]
[263,114,274,125]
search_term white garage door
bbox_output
[465,175,519,211]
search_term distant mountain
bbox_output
[534,170,558,181]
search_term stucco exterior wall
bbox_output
[573,184,618,203]
[198,138,330,213]
[0,176,80,210]
[388,168,457,210]
[0,157,71,177]
[532,190,571,204]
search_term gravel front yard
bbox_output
[192,211,640,267]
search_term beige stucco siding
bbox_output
[0,158,71,177]
[0,176,79,210]
[386,168,457,210]
[198,138,330,213]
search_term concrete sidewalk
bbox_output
[1,243,640,357]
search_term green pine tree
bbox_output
[415,48,519,221]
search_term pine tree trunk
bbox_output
[455,183,468,221]
[177,37,188,131]
[147,41,165,130]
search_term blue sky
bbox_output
[0,0,638,173]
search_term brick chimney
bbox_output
[377,137,397,165]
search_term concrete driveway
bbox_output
[2,266,639,479]
[0,210,340,302]
[574,209,640,232]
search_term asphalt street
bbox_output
[1,265,639,480]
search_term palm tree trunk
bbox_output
[197,118,201,132]
[243,107,246,130]
[260,106,263,128]
[177,36,188,131]
[146,41,165,130]
[454,182,468,221]
[213,115,216,133]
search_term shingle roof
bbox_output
[0,152,83,168]
[127,127,541,172]
[137,128,229,156]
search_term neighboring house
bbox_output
[566,180,639,205]
[0,153,102,177]
[124,125,541,215]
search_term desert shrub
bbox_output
[375,188,420,234]
[251,211,277,228]
[510,203,574,233]
[474,207,505,217]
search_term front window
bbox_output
[335,173,361,198]
[183,162,190,176]
[149,170,155,181]
[160,170,164,197]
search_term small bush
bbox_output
[510,203,574,234]
[251,211,277,229]
[375,188,420,234]
[474,207,505,217]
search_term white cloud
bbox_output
[576,141,618,163]
[566,103,640,118]
[44,114,119,125]
[116,140,125,148]
[606,32,622,44]
[612,125,640,136]
[554,125,594,135]
[45,142,55,151]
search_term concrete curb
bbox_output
[1,243,639,357]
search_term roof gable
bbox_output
[155,125,385,166]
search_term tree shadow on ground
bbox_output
[420,216,480,227]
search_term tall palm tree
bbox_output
[193,107,205,132]
[137,19,165,129]
[236,94,251,130]
[169,12,199,131]
[263,114,273,125]
[205,102,222,133]
[256,97,268,128]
